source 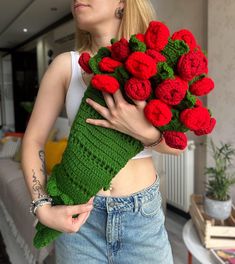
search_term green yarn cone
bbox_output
[33,84,144,249]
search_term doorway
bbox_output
[11,49,38,132]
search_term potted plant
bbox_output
[204,138,235,220]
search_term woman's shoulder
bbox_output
[52,52,72,66]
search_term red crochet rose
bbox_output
[135,33,145,42]
[124,78,151,101]
[144,99,172,127]
[189,77,215,96]
[177,49,208,81]
[180,106,211,131]
[163,131,188,150]
[145,21,170,52]
[78,52,92,74]
[194,98,203,107]
[155,76,188,105]
[111,38,131,62]
[99,57,122,73]
[91,74,120,93]
[194,117,216,136]
[125,52,157,79]
[146,49,166,63]
[171,29,197,51]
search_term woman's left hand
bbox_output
[85,90,160,145]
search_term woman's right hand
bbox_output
[35,197,95,233]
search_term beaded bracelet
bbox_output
[143,133,163,149]
[29,195,53,216]
[33,201,52,216]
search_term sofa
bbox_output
[0,117,70,264]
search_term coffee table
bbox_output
[182,219,215,264]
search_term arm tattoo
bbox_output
[31,150,47,198]
[39,150,47,177]
[32,169,45,198]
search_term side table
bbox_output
[182,219,215,264]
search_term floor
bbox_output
[165,209,200,264]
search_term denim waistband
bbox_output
[93,174,161,212]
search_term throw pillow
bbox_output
[0,137,22,159]
[45,138,67,174]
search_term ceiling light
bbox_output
[23,28,28,32]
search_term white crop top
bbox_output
[65,51,153,160]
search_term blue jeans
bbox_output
[55,175,173,264]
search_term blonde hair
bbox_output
[75,0,157,52]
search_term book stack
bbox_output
[211,249,235,264]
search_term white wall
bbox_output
[207,0,235,202]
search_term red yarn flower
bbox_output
[189,77,214,96]
[124,78,151,101]
[194,117,216,136]
[180,106,211,131]
[125,52,157,79]
[99,57,122,73]
[135,33,145,42]
[171,29,197,51]
[78,52,92,74]
[145,21,170,52]
[155,76,188,105]
[144,99,172,127]
[146,49,166,63]
[177,49,208,81]
[194,98,203,107]
[91,74,119,93]
[111,38,131,62]
[163,131,188,150]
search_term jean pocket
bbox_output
[140,192,162,218]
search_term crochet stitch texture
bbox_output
[33,84,144,248]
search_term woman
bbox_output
[22,0,183,263]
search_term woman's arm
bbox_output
[21,52,71,201]
[85,90,185,157]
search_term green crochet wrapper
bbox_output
[33,84,144,249]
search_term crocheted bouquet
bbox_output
[33,21,216,249]
[79,21,216,149]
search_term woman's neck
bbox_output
[88,22,120,54]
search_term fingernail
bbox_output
[88,197,94,203]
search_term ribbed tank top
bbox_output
[65,51,153,160]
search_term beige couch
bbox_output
[0,117,70,264]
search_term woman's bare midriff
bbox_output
[97,157,157,197]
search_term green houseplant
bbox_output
[204,138,235,220]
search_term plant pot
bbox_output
[204,195,232,220]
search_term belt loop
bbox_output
[133,196,139,212]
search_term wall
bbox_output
[0,52,3,126]
[151,0,208,194]
[207,0,235,202]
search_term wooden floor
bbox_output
[165,209,200,264]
